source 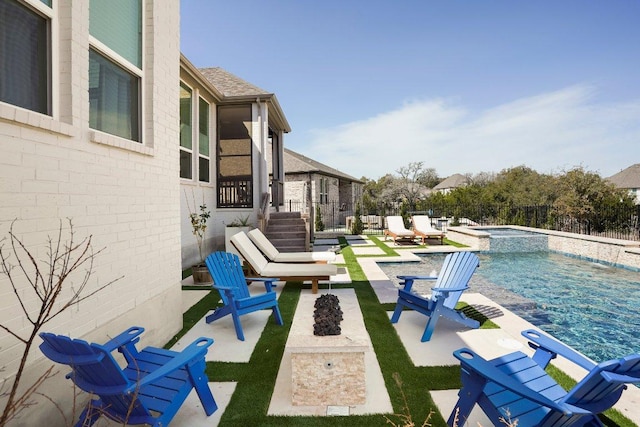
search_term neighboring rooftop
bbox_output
[607,163,640,189]
[433,173,469,191]
[282,148,363,183]
[195,64,290,132]
[199,67,272,98]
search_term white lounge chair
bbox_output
[411,215,445,244]
[384,216,416,244]
[230,232,338,294]
[247,229,336,263]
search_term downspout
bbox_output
[308,171,314,242]
[256,97,264,202]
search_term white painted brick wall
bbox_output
[0,1,182,424]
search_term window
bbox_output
[89,0,141,142]
[319,178,328,204]
[179,83,192,179]
[218,105,252,208]
[179,84,210,182]
[0,0,51,115]
[198,97,210,183]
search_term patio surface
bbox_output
[105,237,640,426]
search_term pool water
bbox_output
[379,252,640,363]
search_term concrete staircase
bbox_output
[264,212,309,252]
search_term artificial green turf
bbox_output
[171,240,636,427]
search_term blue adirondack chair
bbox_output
[205,251,283,341]
[390,251,480,342]
[39,326,217,427]
[449,329,640,427]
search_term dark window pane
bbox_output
[180,150,192,179]
[199,157,209,183]
[0,0,50,114]
[89,48,140,141]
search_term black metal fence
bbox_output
[281,200,640,241]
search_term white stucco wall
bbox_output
[0,1,182,424]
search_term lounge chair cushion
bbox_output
[247,229,336,263]
[231,232,337,277]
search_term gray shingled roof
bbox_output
[199,67,271,97]
[433,173,469,190]
[607,163,640,189]
[283,148,362,183]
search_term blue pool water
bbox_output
[379,252,640,363]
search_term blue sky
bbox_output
[181,1,640,180]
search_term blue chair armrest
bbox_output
[432,284,470,293]
[102,326,144,352]
[397,275,437,281]
[124,337,214,393]
[212,284,233,291]
[522,329,596,371]
[602,371,638,384]
[397,275,437,292]
[454,348,588,416]
[246,277,279,290]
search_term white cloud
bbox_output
[301,84,640,180]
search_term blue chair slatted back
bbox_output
[434,252,479,309]
[564,354,640,414]
[205,251,251,304]
[39,332,150,419]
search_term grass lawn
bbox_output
[172,237,636,427]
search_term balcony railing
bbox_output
[218,177,252,208]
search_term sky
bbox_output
[180,1,640,181]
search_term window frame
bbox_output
[319,177,328,204]
[88,0,143,143]
[0,0,54,116]
[198,96,211,183]
[179,81,193,180]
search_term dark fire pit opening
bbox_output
[313,294,343,336]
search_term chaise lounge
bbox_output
[231,231,338,294]
[412,215,445,244]
[384,216,416,244]
[247,228,336,263]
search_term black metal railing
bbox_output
[218,177,252,208]
[281,200,640,241]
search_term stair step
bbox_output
[265,211,308,252]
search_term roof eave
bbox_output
[180,54,224,102]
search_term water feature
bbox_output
[379,252,640,363]
[480,227,548,252]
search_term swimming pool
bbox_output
[378,252,640,363]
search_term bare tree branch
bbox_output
[0,219,121,425]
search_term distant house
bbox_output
[607,163,640,204]
[269,148,363,228]
[433,173,469,194]
[179,61,291,268]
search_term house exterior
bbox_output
[179,62,290,269]
[432,173,469,195]
[272,148,363,229]
[1,0,294,423]
[607,163,640,204]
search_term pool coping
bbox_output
[447,225,640,270]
